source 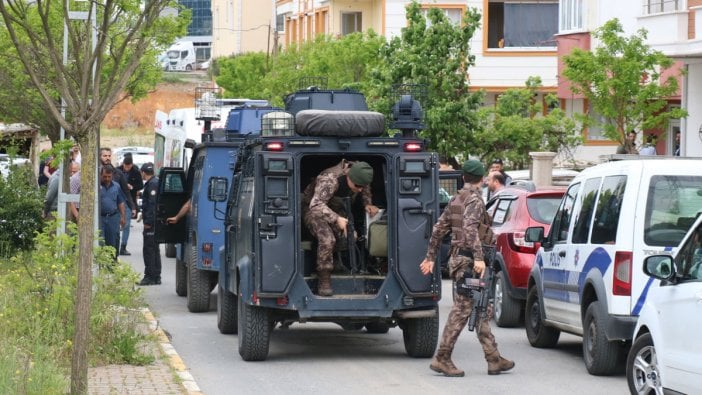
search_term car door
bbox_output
[541,182,580,323]
[155,167,189,244]
[656,227,702,390]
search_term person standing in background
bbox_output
[118,153,143,256]
[639,135,657,156]
[138,162,161,285]
[98,165,126,262]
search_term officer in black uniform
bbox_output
[138,162,161,286]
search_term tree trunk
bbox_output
[70,130,98,395]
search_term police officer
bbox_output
[302,160,379,296]
[419,159,514,377]
[138,162,161,286]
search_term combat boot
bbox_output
[486,350,514,375]
[430,348,465,377]
[317,271,333,297]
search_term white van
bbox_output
[524,157,702,375]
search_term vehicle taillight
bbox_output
[202,242,213,253]
[403,142,423,152]
[264,142,284,151]
[613,251,632,296]
[508,232,536,253]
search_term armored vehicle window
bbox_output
[591,175,626,245]
[572,178,601,244]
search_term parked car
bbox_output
[627,216,702,394]
[524,158,702,375]
[113,146,154,169]
[486,185,565,327]
[0,153,30,178]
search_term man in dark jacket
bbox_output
[118,153,144,255]
[138,162,161,285]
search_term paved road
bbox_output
[123,222,628,395]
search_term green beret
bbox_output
[462,159,485,177]
[348,161,374,186]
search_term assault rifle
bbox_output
[455,245,496,332]
[343,197,360,274]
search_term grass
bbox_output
[0,221,157,393]
[101,127,154,148]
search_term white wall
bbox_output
[685,62,702,157]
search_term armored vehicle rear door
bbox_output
[155,167,189,244]
[394,153,439,296]
[253,150,296,296]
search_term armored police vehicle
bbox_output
[216,87,442,361]
[156,103,283,312]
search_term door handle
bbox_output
[558,251,566,257]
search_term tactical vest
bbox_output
[448,187,495,250]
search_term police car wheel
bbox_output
[626,333,662,395]
[525,287,560,348]
[583,302,621,375]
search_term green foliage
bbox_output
[562,19,687,144]
[216,32,385,106]
[0,221,152,392]
[367,2,483,159]
[473,77,582,168]
[0,162,42,256]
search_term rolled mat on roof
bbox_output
[295,110,385,137]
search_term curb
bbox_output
[142,308,203,394]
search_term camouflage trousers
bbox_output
[304,214,340,273]
[439,262,498,359]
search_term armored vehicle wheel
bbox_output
[217,284,238,334]
[583,302,621,375]
[339,322,364,331]
[494,271,522,327]
[402,311,439,358]
[175,258,187,297]
[187,245,214,313]
[238,294,271,361]
[165,243,176,258]
[525,287,560,348]
[365,322,390,334]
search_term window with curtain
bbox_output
[487,1,558,49]
[421,6,464,26]
[341,12,362,36]
[560,0,583,31]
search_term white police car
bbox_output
[524,157,702,375]
[627,214,702,394]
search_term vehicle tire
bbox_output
[402,310,439,358]
[494,271,522,327]
[627,333,662,394]
[365,322,390,334]
[339,322,364,331]
[187,245,212,313]
[583,302,621,375]
[238,293,270,361]
[165,243,176,258]
[525,286,560,348]
[175,258,187,297]
[185,64,193,71]
[217,283,238,334]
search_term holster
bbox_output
[455,248,473,259]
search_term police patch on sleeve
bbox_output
[150,190,156,196]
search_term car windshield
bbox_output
[645,175,702,247]
[526,196,562,225]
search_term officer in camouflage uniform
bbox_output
[420,159,514,377]
[303,160,379,296]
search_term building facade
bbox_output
[211,0,274,58]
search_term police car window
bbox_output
[676,227,702,280]
[591,175,626,245]
[572,178,601,244]
[554,183,579,242]
[644,175,702,247]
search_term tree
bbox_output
[367,1,483,159]
[562,18,686,144]
[216,32,385,106]
[0,0,188,392]
[472,77,581,168]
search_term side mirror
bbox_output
[208,177,228,202]
[643,255,675,281]
[525,226,544,243]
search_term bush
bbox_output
[0,163,43,256]
[0,221,153,393]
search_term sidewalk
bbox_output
[87,309,202,394]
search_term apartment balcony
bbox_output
[638,3,702,58]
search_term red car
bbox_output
[486,184,565,327]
